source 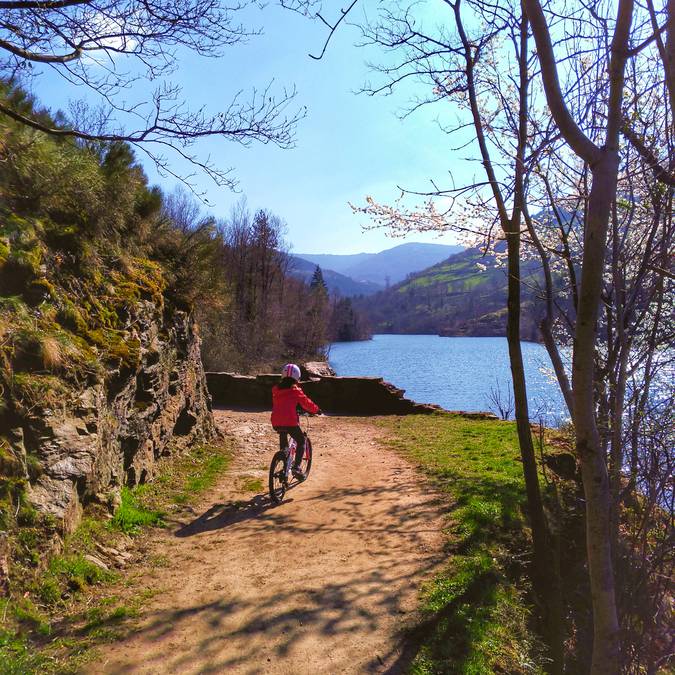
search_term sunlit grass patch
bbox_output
[109,442,232,523]
[110,486,164,535]
[0,628,50,675]
[382,414,546,674]
[6,596,51,636]
[83,603,139,633]
[149,553,170,568]
[173,448,230,504]
[48,553,116,591]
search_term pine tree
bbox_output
[310,265,327,292]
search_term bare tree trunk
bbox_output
[506,226,564,673]
[573,156,622,674]
[522,1,635,668]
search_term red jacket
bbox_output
[271,384,320,427]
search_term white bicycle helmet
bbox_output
[281,363,301,381]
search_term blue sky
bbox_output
[35,2,475,254]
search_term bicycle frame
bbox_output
[284,429,307,479]
[269,412,315,504]
[280,414,312,480]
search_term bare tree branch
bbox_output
[0,0,303,188]
[522,0,600,164]
[308,0,359,60]
[622,122,675,186]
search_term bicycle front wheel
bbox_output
[269,450,287,504]
[300,435,313,479]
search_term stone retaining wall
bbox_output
[206,372,497,418]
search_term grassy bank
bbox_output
[382,414,550,674]
[0,440,233,674]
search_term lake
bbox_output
[329,334,568,424]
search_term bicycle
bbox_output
[268,412,315,505]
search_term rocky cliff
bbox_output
[16,308,213,533]
[1,216,216,536]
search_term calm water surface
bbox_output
[329,334,567,423]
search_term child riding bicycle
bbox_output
[271,363,321,480]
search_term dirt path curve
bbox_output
[95,410,447,675]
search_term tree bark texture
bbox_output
[506,228,564,674]
[573,155,622,675]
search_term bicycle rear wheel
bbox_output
[269,450,288,504]
[300,435,313,479]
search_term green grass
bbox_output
[2,440,233,674]
[109,442,233,522]
[6,597,51,636]
[173,447,230,504]
[383,414,545,674]
[110,486,165,534]
[48,554,116,591]
[0,628,50,675]
[397,261,482,292]
[82,603,139,632]
[240,476,264,492]
[459,274,485,291]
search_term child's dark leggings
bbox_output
[273,426,305,467]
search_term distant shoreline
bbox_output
[331,332,543,345]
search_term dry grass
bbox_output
[40,335,62,370]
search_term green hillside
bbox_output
[355,246,546,341]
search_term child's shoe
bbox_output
[292,466,306,481]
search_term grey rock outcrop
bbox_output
[302,362,336,379]
[24,304,215,533]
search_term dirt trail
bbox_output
[95,410,447,674]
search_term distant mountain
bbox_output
[287,256,382,297]
[353,245,547,341]
[296,242,464,286]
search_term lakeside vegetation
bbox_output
[383,415,570,674]
[385,412,672,673]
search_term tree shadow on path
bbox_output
[100,475,449,674]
